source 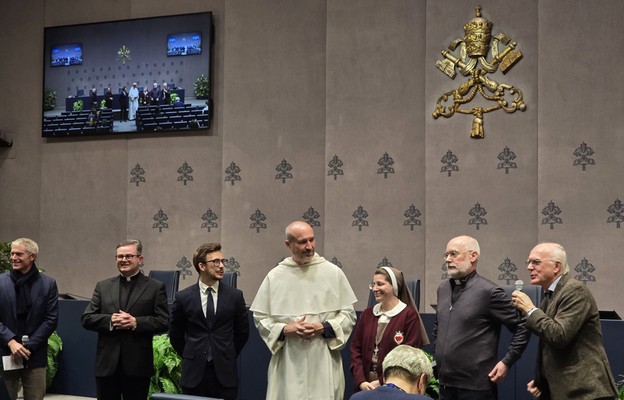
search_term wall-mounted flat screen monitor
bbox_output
[167,32,202,56]
[42,12,213,138]
[51,44,83,67]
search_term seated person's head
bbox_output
[382,345,433,395]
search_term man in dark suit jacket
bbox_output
[119,86,129,122]
[169,242,249,400]
[149,83,161,106]
[160,82,170,105]
[81,239,169,400]
[0,238,58,400]
[512,242,617,400]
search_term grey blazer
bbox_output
[527,273,617,400]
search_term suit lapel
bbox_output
[109,277,120,311]
[193,284,212,328]
[547,274,569,316]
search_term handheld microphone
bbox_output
[513,281,525,319]
[21,335,29,368]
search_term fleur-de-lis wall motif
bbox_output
[497,257,518,284]
[468,202,487,230]
[328,155,344,180]
[541,201,562,229]
[177,256,193,280]
[403,204,422,231]
[302,207,320,227]
[377,152,395,178]
[130,163,146,186]
[152,209,169,232]
[275,159,293,183]
[441,150,459,177]
[572,142,595,171]
[249,209,267,233]
[201,209,219,232]
[497,147,517,174]
[352,205,369,231]
[177,161,194,185]
[225,161,242,185]
[574,258,596,285]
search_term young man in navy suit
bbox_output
[169,243,249,400]
[0,238,58,400]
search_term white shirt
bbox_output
[198,280,219,317]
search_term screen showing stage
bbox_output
[50,44,83,67]
[42,12,213,138]
[167,32,202,56]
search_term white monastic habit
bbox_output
[128,86,139,120]
[251,253,357,400]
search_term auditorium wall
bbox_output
[0,0,623,316]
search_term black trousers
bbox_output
[95,362,150,400]
[182,360,238,400]
[440,385,498,400]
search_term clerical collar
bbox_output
[451,270,476,287]
[383,383,406,393]
[120,271,141,282]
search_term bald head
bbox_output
[444,235,480,279]
[284,221,316,265]
[527,242,569,289]
[448,236,480,256]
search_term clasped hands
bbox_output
[111,310,137,330]
[283,316,323,340]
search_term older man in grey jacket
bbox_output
[433,235,529,400]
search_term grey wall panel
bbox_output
[0,0,621,315]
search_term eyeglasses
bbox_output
[526,259,550,267]
[443,251,463,260]
[116,254,140,260]
[369,282,388,290]
[203,258,227,267]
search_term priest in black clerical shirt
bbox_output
[81,239,169,400]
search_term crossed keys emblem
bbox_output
[432,6,526,139]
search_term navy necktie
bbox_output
[206,287,215,324]
[206,287,215,361]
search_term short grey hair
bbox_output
[11,238,39,256]
[382,345,433,383]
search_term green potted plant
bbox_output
[0,242,10,272]
[169,93,179,105]
[72,100,84,112]
[193,74,210,99]
[423,350,439,399]
[149,334,182,397]
[43,87,57,111]
[46,332,63,390]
